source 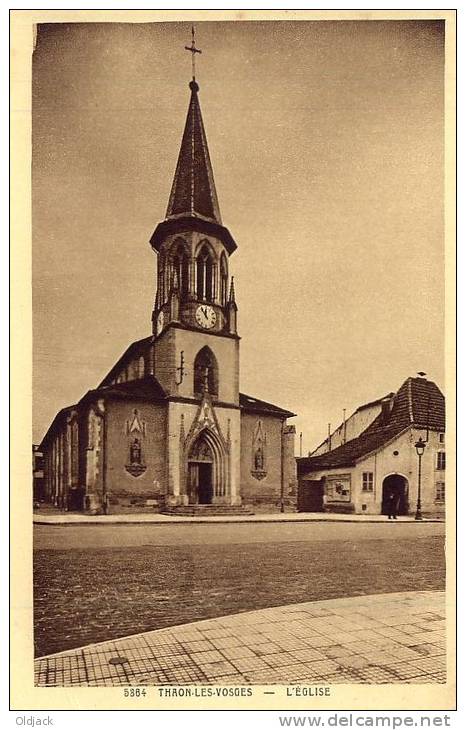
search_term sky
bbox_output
[32,19,445,453]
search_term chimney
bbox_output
[380,397,392,425]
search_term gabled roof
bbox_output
[310,391,394,456]
[355,392,395,413]
[98,336,153,387]
[166,80,221,224]
[83,376,166,404]
[40,404,77,447]
[39,377,167,448]
[297,377,445,474]
[240,392,296,419]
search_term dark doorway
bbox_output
[297,478,324,512]
[382,474,409,516]
[68,488,85,511]
[188,432,217,505]
[198,463,213,504]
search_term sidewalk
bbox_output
[33,511,444,526]
[35,591,445,686]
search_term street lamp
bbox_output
[414,437,426,521]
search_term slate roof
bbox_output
[297,377,445,475]
[83,376,167,403]
[40,405,78,447]
[40,377,167,447]
[97,336,296,419]
[98,336,153,388]
[40,380,293,446]
[166,80,221,224]
[240,393,296,418]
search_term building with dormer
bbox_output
[296,376,445,516]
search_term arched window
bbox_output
[220,253,228,306]
[193,346,219,396]
[196,244,214,302]
[171,240,190,298]
[138,356,145,379]
[158,252,167,305]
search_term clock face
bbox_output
[195,305,217,330]
[156,310,164,336]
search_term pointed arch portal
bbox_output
[186,428,228,505]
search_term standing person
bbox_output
[387,490,398,520]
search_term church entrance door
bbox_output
[198,462,213,504]
[188,433,215,505]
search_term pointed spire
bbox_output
[227,276,238,335]
[228,276,236,305]
[166,81,222,224]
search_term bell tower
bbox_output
[149,34,239,406]
[151,77,238,341]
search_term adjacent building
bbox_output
[39,73,297,515]
[297,376,445,516]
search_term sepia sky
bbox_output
[32,19,445,452]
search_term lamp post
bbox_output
[414,437,426,521]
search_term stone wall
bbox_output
[104,398,167,512]
[240,413,297,512]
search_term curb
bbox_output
[33,515,445,526]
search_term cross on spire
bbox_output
[185,25,202,81]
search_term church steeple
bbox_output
[150,39,237,256]
[166,79,222,224]
[150,29,238,339]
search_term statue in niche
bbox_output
[126,437,146,477]
[130,438,142,464]
[254,446,264,471]
[251,421,267,480]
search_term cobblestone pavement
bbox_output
[34,530,444,656]
[35,591,446,686]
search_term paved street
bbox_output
[35,591,446,686]
[34,519,444,549]
[34,521,445,657]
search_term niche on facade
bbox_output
[251,420,267,480]
[125,409,147,477]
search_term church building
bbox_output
[39,63,297,515]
